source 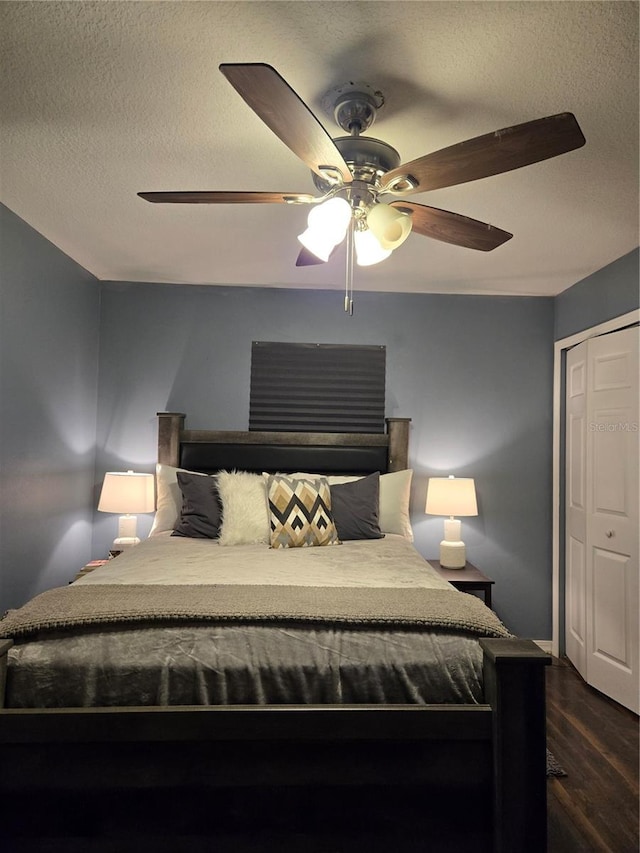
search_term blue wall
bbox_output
[0,205,100,611]
[1,199,636,641]
[94,282,555,638]
[555,248,639,339]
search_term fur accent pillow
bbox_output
[217,471,270,546]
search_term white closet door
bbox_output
[565,341,588,680]
[565,326,639,713]
[585,326,639,713]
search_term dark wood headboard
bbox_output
[157,413,411,475]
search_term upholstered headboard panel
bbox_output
[179,441,389,476]
[157,414,411,474]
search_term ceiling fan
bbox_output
[138,63,586,271]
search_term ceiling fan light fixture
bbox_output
[297,197,352,261]
[309,196,352,232]
[367,202,412,250]
[354,227,392,267]
[297,226,341,262]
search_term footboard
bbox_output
[0,638,549,852]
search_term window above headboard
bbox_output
[249,341,386,433]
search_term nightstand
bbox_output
[428,560,495,609]
[72,559,109,582]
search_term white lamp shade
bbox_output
[367,203,412,250]
[98,471,155,514]
[425,477,478,517]
[354,227,392,266]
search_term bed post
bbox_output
[157,412,186,467]
[385,417,411,471]
[0,640,12,709]
[480,638,550,852]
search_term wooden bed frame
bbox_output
[0,413,550,852]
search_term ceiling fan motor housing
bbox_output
[312,136,402,196]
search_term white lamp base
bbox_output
[113,536,140,549]
[439,540,467,569]
[114,515,140,549]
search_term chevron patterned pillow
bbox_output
[267,475,340,549]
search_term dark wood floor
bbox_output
[546,656,639,852]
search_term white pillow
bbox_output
[149,464,206,537]
[284,469,414,541]
[377,469,414,542]
[217,471,270,546]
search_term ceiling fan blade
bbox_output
[138,191,315,204]
[219,63,352,186]
[390,201,512,251]
[381,112,586,195]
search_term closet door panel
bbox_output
[591,549,631,668]
[585,327,639,713]
[565,342,588,678]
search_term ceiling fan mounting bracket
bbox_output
[321,81,385,134]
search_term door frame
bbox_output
[552,309,639,657]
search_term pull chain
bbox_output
[344,218,354,315]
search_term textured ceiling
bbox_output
[0,1,638,296]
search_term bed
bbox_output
[0,412,549,852]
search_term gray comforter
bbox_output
[4,535,511,708]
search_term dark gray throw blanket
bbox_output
[0,584,511,640]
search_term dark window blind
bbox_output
[250,342,386,433]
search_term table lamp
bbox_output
[425,476,478,568]
[98,470,155,549]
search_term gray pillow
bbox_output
[330,472,384,541]
[172,471,222,539]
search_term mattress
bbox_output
[5,534,507,708]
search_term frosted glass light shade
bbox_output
[367,203,412,250]
[354,227,392,266]
[297,197,352,261]
[297,226,340,261]
[308,197,352,232]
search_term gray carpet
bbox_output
[546,748,568,777]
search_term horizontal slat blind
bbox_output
[250,342,386,433]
